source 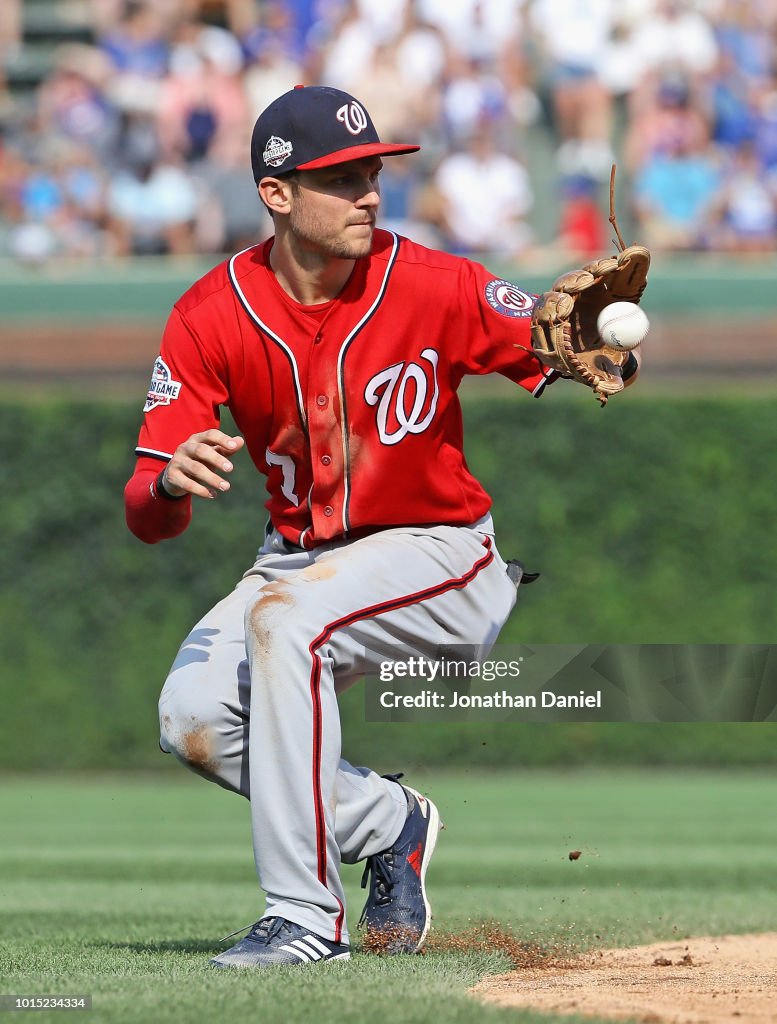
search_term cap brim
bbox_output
[295,142,420,170]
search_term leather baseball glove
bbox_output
[531,244,651,405]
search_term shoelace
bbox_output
[358,770,408,916]
[218,920,254,942]
[249,916,289,943]
[359,851,396,918]
[218,915,287,944]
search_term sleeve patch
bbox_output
[144,356,183,413]
[485,279,535,318]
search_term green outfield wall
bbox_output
[1,394,775,771]
[0,253,774,322]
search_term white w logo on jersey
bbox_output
[365,348,439,446]
[336,101,368,136]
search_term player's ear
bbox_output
[259,175,294,217]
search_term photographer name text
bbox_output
[378,689,602,709]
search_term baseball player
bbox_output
[124,85,648,969]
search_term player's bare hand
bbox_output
[162,430,244,499]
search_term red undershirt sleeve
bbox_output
[124,457,193,544]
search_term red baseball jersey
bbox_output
[124,229,554,546]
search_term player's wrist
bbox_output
[155,468,187,501]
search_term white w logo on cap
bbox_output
[336,101,368,136]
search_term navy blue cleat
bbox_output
[359,776,441,954]
[210,917,350,968]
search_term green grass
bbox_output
[1,770,776,1024]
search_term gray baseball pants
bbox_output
[158,515,519,944]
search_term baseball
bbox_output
[597,302,650,351]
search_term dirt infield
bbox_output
[473,933,777,1023]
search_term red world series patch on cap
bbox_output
[144,356,182,413]
[485,279,535,318]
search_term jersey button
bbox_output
[321,454,332,466]
[316,395,328,408]
[323,505,334,517]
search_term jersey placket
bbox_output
[226,235,401,547]
[305,323,347,542]
[300,237,400,543]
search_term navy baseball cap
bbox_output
[250,85,420,182]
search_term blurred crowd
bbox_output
[0,0,776,263]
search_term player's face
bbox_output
[287,157,382,260]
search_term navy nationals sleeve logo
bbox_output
[485,280,535,318]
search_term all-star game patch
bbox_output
[485,279,535,318]
[144,356,182,413]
